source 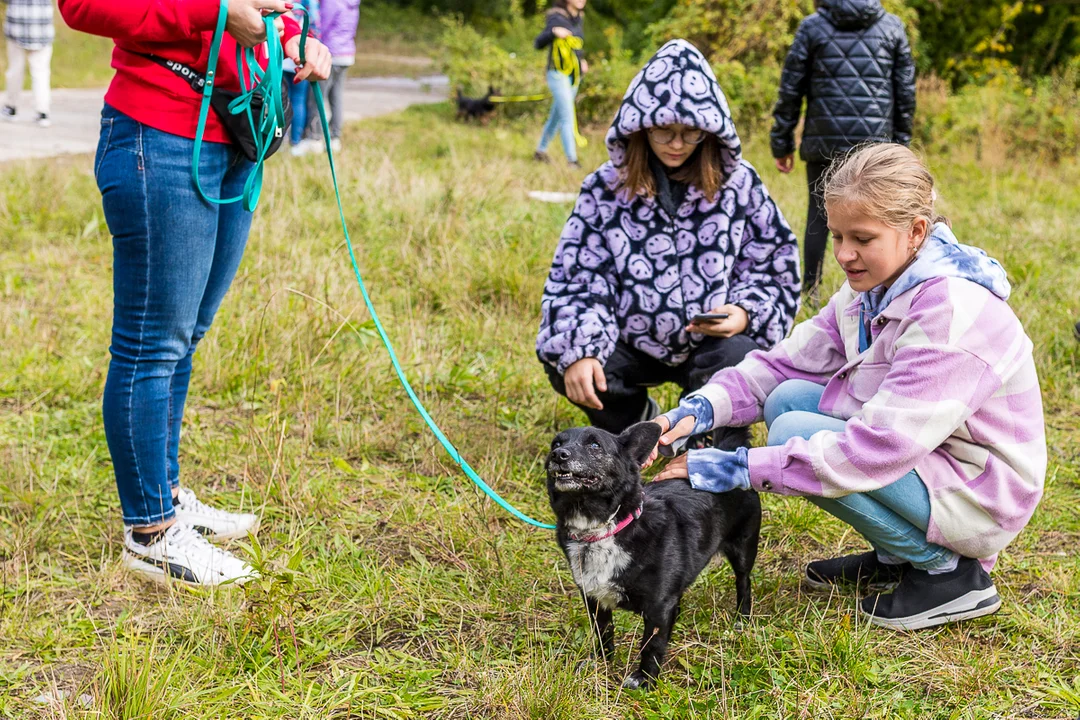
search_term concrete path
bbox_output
[0,74,448,163]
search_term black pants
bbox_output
[805,160,830,295]
[544,334,759,450]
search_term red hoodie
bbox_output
[58,0,301,144]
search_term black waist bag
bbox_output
[139,53,292,162]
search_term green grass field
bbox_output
[1,104,1079,718]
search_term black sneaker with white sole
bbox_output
[122,522,257,586]
[805,551,908,591]
[860,557,1000,631]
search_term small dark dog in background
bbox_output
[455,86,498,124]
[546,422,761,690]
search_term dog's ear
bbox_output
[618,422,663,467]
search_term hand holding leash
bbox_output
[226,0,290,47]
[286,34,331,82]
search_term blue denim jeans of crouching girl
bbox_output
[763,379,959,570]
[95,103,255,527]
[537,69,579,163]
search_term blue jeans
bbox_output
[95,104,254,526]
[764,380,958,570]
[284,71,309,146]
[537,69,579,163]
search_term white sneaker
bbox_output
[330,137,342,153]
[36,113,51,128]
[122,523,257,586]
[174,487,259,541]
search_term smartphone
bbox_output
[691,312,730,323]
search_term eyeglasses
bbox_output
[647,126,706,145]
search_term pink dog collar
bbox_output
[568,503,644,543]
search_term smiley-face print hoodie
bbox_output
[536,40,802,374]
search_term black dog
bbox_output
[546,422,761,690]
[455,86,497,124]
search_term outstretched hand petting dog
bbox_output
[644,396,752,493]
[654,447,751,493]
[641,395,712,468]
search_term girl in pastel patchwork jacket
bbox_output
[651,143,1045,631]
[536,40,801,449]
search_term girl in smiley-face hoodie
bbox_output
[536,40,802,449]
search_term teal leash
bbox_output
[193,2,556,530]
[193,0,285,211]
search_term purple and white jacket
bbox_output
[536,40,801,374]
[691,224,1046,564]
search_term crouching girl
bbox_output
[652,143,1045,630]
[536,40,801,450]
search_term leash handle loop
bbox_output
[192,0,282,210]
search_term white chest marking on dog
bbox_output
[565,514,631,610]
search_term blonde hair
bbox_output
[822,144,948,233]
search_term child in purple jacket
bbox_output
[536,40,801,449]
[303,0,359,151]
[651,144,1046,631]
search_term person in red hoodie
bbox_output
[58,0,331,586]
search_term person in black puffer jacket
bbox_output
[770,0,915,295]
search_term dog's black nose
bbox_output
[554,447,572,461]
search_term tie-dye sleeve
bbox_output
[536,177,620,374]
[725,171,802,350]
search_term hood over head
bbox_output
[605,39,742,178]
[818,0,886,31]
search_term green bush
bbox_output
[644,0,813,67]
[438,14,780,135]
[710,60,780,135]
[915,61,1080,163]
[439,15,640,127]
[438,14,545,117]
[574,33,641,128]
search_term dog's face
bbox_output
[546,422,661,495]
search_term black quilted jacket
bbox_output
[770,0,916,163]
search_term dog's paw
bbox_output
[621,671,654,691]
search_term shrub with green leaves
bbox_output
[916,61,1080,163]
[438,14,545,117]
